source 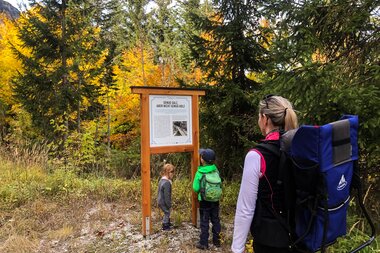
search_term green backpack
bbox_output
[200,170,222,202]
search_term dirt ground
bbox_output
[0,199,234,253]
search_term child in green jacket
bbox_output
[193,148,221,250]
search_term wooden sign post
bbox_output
[131,86,205,236]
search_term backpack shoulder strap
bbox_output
[256,143,281,157]
[257,142,298,246]
[256,142,287,185]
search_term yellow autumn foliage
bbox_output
[110,45,206,148]
[0,14,22,105]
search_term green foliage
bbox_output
[5,105,42,143]
[0,137,49,170]
[151,152,191,179]
[0,0,378,250]
[0,152,378,251]
[220,180,240,210]
[13,0,106,146]
[261,0,380,173]
[199,86,261,178]
[150,0,186,83]
[329,211,379,252]
[172,178,192,209]
[107,147,141,178]
[184,0,268,177]
[124,0,151,48]
[63,130,98,171]
[0,159,142,209]
[0,159,45,209]
[1,0,377,186]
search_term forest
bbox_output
[0,0,379,252]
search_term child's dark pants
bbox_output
[199,201,221,247]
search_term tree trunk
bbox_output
[61,0,68,159]
[140,29,147,86]
[107,89,111,156]
[77,76,81,133]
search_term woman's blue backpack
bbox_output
[257,115,375,252]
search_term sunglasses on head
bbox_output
[263,94,275,109]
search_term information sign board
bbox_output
[149,95,192,147]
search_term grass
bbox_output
[0,235,38,253]
[0,157,142,210]
[0,152,379,252]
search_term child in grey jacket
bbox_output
[157,163,175,230]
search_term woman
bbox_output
[231,95,298,253]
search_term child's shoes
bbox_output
[195,242,208,250]
[162,223,171,231]
[213,241,221,248]
[168,219,174,228]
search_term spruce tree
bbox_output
[124,0,151,86]
[262,0,380,169]
[91,0,129,152]
[184,0,268,176]
[13,0,106,150]
[150,0,186,86]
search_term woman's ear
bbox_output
[262,114,268,125]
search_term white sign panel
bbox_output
[149,95,192,147]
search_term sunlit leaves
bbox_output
[0,14,22,105]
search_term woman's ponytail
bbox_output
[259,95,298,131]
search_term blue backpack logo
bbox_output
[337,175,347,191]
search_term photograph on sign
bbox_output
[173,121,187,136]
[149,95,192,147]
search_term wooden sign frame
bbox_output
[131,86,205,236]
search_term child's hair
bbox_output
[259,95,298,131]
[161,163,175,177]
